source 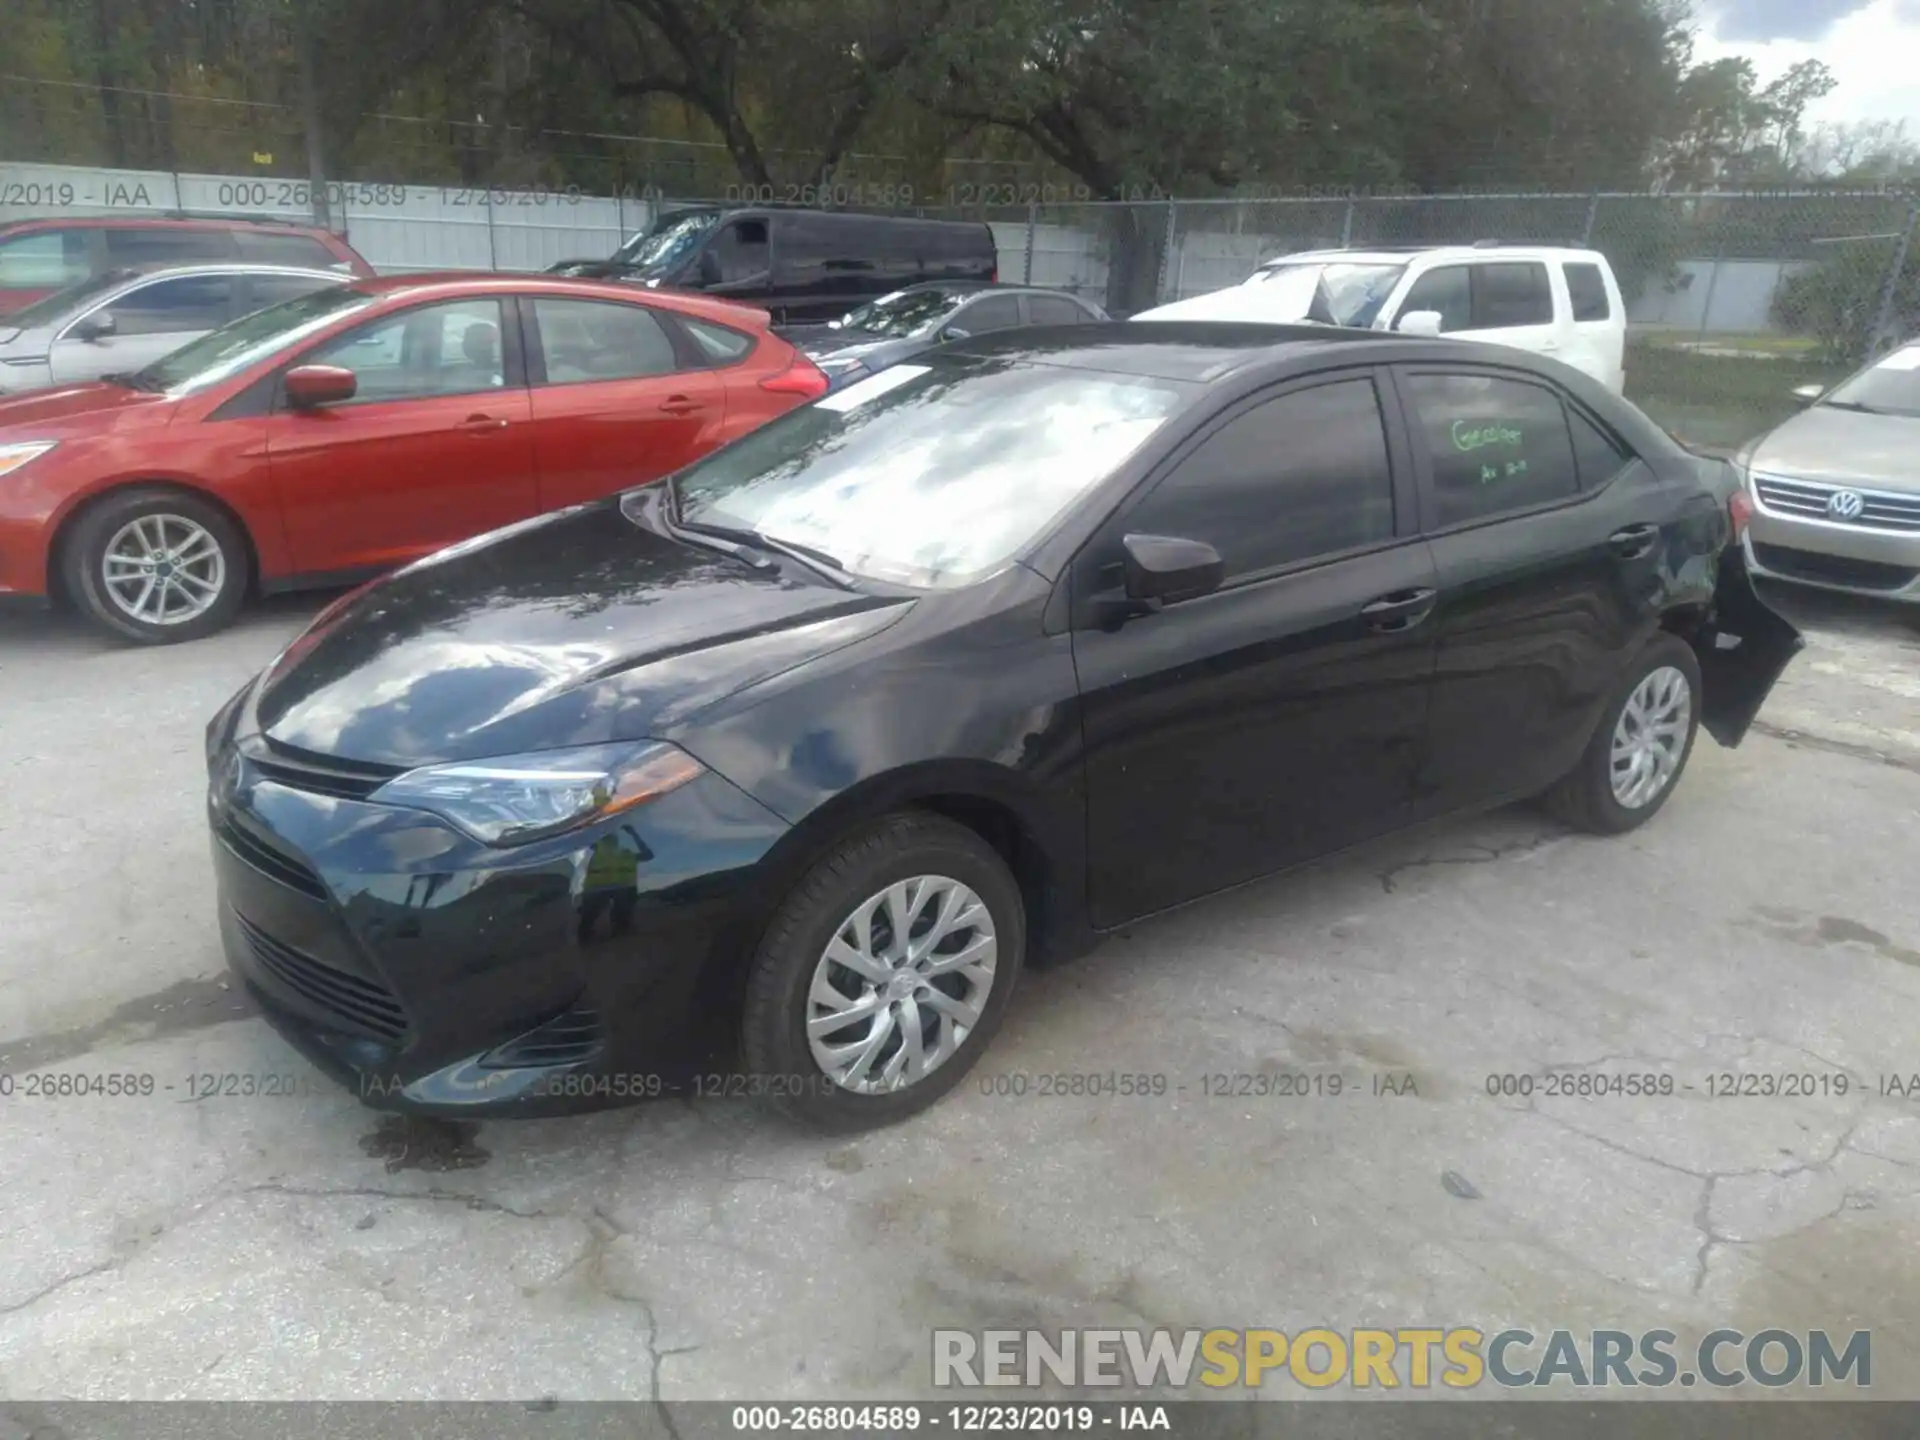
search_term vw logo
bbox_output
[1828,489,1866,522]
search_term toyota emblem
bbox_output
[1828,489,1866,521]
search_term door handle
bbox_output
[459,414,510,432]
[658,395,703,415]
[1360,587,1437,634]
[1608,524,1659,561]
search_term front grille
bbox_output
[216,816,328,900]
[246,742,403,801]
[481,1002,605,1069]
[1754,475,1920,533]
[234,911,408,1041]
[1752,542,1919,592]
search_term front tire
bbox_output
[741,811,1025,1132]
[1542,632,1702,835]
[62,487,249,644]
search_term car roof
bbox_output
[0,214,338,236]
[1260,244,1610,268]
[940,321,1409,382]
[343,271,777,326]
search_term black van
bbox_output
[546,206,998,324]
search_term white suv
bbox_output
[1136,243,1628,393]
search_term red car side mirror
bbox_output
[285,364,358,409]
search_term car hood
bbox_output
[1134,288,1318,325]
[250,496,911,769]
[1750,406,1920,492]
[0,381,178,436]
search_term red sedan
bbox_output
[0,273,828,642]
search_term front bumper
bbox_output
[208,739,791,1116]
[1744,475,1920,603]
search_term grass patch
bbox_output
[1625,337,1851,451]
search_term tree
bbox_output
[1654,53,1838,188]
[1773,236,1920,366]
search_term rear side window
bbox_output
[678,316,754,365]
[0,229,91,289]
[1398,266,1472,333]
[236,232,342,269]
[1404,371,1579,526]
[1471,263,1553,329]
[1028,294,1091,326]
[97,274,234,336]
[1564,262,1612,322]
[1125,377,1396,581]
[1569,407,1631,487]
[533,297,680,382]
[104,228,235,265]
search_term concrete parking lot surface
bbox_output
[1,583,1918,1403]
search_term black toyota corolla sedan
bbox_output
[204,324,1803,1131]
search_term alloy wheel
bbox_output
[100,514,227,626]
[1609,665,1691,809]
[806,875,998,1094]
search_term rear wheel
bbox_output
[741,812,1024,1132]
[62,488,248,644]
[1542,633,1701,835]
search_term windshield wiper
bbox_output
[106,371,160,392]
[1820,400,1884,414]
[679,518,852,585]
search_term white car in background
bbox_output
[1136,243,1628,393]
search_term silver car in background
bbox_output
[0,264,347,393]
[1736,341,1920,604]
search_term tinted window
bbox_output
[99,274,233,336]
[1471,263,1553,329]
[960,295,1023,333]
[1564,263,1611,322]
[1126,379,1396,581]
[1029,294,1091,326]
[1569,407,1630,487]
[104,228,233,265]
[306,298,507,403]
[710,219,770,283]
[679,316,754,365]
[0,229,91,289]
[1405,372,1579,526]
[236,232,341,269]
[244,273,340,312]
[1398,265,1471,333]
[533,298,679,382]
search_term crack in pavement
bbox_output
[0,1259,119,1319]
[1377,832,1564,895]
[1749,720,1920,778]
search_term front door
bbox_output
[50,272,238,384]
[521,294,730,510]
[1072,373,1439,928]
[264,297,537,574]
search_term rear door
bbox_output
[1393,364,1679,815]
[521,294,730,510]
[1072,371,1438,926]
[49,272,240,383]
[264,296,537,574]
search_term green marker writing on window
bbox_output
[1452,420,1524,453]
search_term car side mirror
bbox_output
[695,251,723,286]
[284,364,358,409]
[73,311,117,342]
[1790,383,1824,406]
[1121,533,1225,608]
[941,326,971,342]
[1395,310,1444,337]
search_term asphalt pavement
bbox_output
[1,582,1917,1403]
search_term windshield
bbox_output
[1247,261,1408,327]
[669,359,1191,588]
[1821,345,1920,417]
[833,289,969,338]
[611,211,720,273]
[7,269,139,329]
[130,283,371,395]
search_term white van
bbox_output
[1135,243,1628,393]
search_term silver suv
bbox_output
[0,264,346,393]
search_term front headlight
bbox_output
[369,741,706,847]
[0,441,58,477]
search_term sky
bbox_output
[1692,0,1920,127]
